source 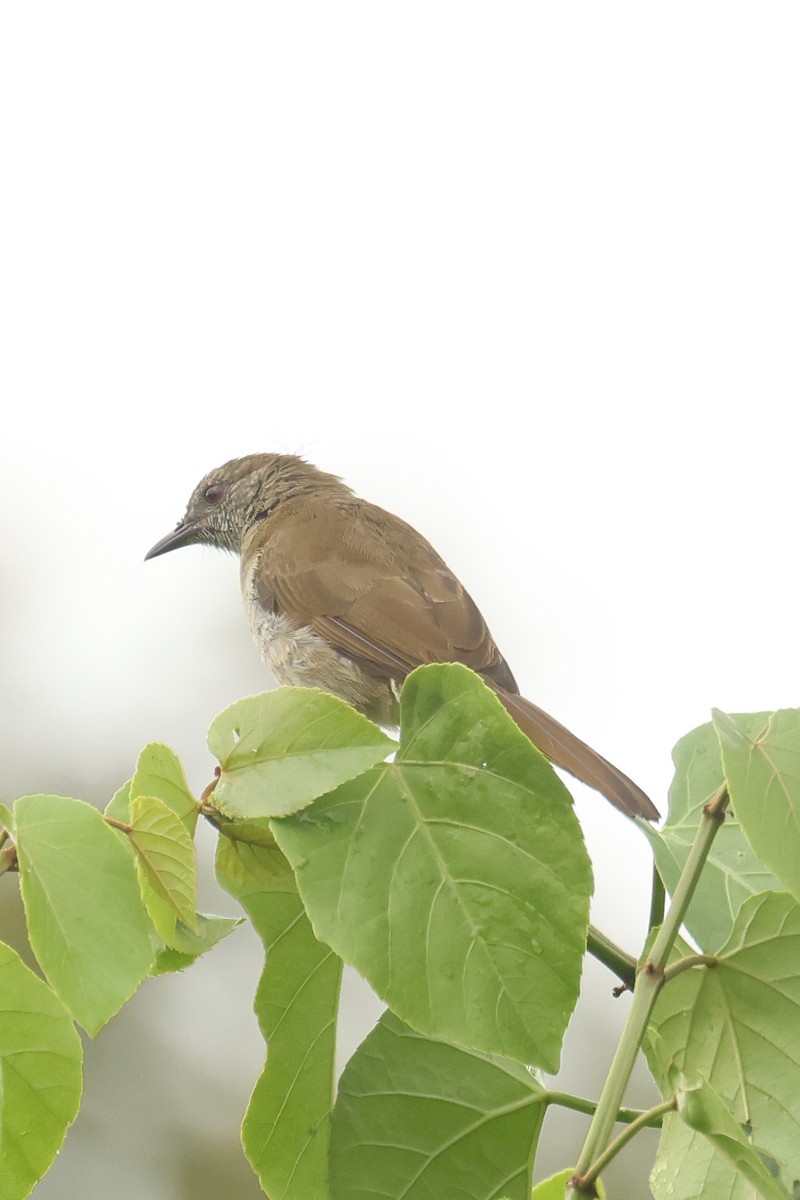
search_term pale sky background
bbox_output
[2,5,799,1198]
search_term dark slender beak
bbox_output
[145,521,203,561]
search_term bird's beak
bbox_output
[144,521,203,561]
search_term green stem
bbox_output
[586,925,637,991]
[579,1097,677,1190]
[662,953,717,983]
[648,861,665,933]
[542,1091,666,1127]
[566,785,728,1198]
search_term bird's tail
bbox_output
[492,685,659,821]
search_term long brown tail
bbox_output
[491,685,659,821]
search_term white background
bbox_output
[2,5,799,1197]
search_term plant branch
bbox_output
[566,784,728,1198]
[579,1097,676,1190]
[586,925,637,991]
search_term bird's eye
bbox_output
[204,483,226,506]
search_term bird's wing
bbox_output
[258,498,517,688]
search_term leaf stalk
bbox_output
[0,841,17,875]
[104,816,132,834]
[542,1091,667,1127]
[662,953,718,983]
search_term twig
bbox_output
[648,861,665,933]
[576,1097,677,1193]
[586,925,637,992]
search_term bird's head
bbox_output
[145,453,347,561]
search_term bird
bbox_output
[146,453,658,820]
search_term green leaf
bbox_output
[646,891,800,1200]
[152,913,243,974]
[714,709,800,904]
[104,777,132,822]
[14,794,155,1034]
[676,1074,790,1200]
[530,1169,605,1198]
[216,819,278,847]
[128,794,198,944]
[207,687,395,819]
[530,1172,573,1200]
[133,742,198,834]
[639,716,783,951]
[331,1012,545,1200]
[217,837,342,1200]
[0,802,15,830]
[273,664,593,1071]
[0,941,83,1200]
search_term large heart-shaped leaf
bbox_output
[331,1012,546,1200]
[273,664,593,1071]
[646,891,800,1199]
